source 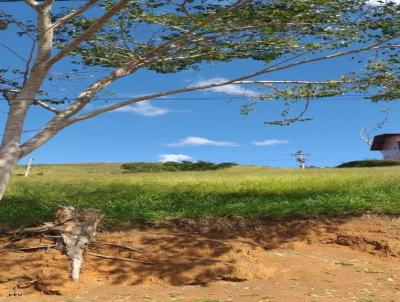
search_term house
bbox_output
[371,134,400,160]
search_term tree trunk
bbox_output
[0,147,20,200]
[0,3,53,201]
[0,101,31,200]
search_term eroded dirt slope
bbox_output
[1,214,400,301]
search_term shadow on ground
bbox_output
[2,213,396,296]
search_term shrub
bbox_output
[337,159,400,168]
[120,161,237,172]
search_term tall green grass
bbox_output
[2,164,400,227]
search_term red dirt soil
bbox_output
[1,213,400,301]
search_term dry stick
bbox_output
[87,252,155,265]
[0,276,34,284]
[0,244,56,253]
[12,222,55,236]
[42,235,144,256]
[12,217,76,237]
[42,234,62,238]
[40,235,143,253]
[90,241,143,253]
[0,229,12,235]
[17,279,40,289]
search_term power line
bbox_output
[0,95,380,102]
[0,0,76,2]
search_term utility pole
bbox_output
[291,150,309,169]
[24,157,34,177]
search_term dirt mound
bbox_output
[1,213,400,301]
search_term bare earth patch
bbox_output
[2,213,400,301]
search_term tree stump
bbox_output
[54,206,104,282]
[9,205,104,282]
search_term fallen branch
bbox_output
[41,234,62,239]
[0,229,12,235]
[44,236,144,254]
[10,211,77,239]
[0,276,33,284]
[0,275,60,295]
[90,241,143,253]
[17,279,40,289]
[87,252,155,265]
[0,244,56,253]
[11,222,56,238]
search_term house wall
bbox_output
[381,136,400,160]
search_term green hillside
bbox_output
[2,163,400,227]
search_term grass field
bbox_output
[2,163,400,227]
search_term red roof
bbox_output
[371,134,400,151]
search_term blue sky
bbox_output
[1,1,400,168]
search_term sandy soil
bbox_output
[1,213,400,301]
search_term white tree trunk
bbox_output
[0,148,20,200]
[0,102,30,200]
[0,85,51,200]
[0,4,54,201]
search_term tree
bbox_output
[0,0,399,200]
[360,108,391,146]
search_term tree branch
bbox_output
[33,99,61,113]
[0,87,61,113]
[51,0,98,29]
[235,80,354,85]
[45,0,131,67]
[17,35,400,158]
[47,0,249,117]
[28,1,53,75]
[0,82,61,113]
[0,244,55,253]
[23,40,37,85]
[0,42,27,63]
[15,2,399,158]
[265,99,312,126]
[15,0,253,158]
[360,128,372,146]
[24,0,41,12]
[66,36,400,125]
[0,78,19,89]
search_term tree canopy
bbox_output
[0,0,398,199]
[1,0,399,126]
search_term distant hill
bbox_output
[337,159,400,168]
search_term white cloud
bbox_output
[252,139,289,146]
[167,136,239,147]
[193,77,260,97]
[366,0,400,5]
[115,101,170,117]
[158,154,194,162]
